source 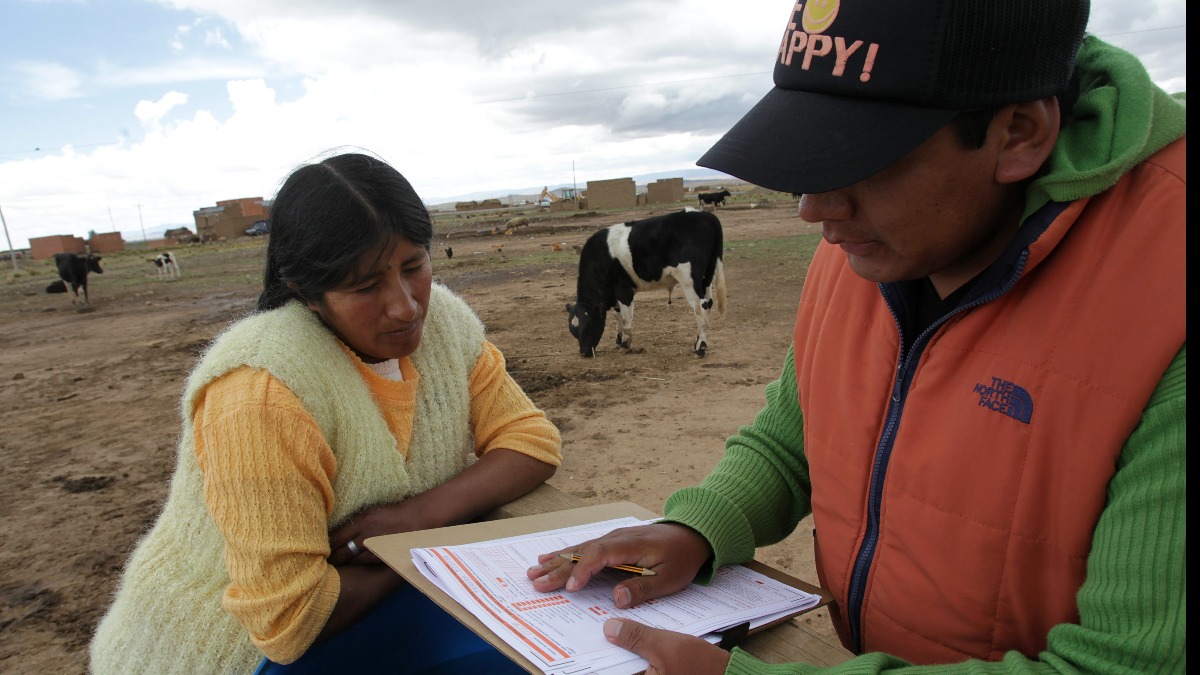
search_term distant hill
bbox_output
[425,168,746,211]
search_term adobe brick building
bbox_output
[585,177,636,210]
[28,235,86,260]
[87,232,125,254]
[193,197,270,242]
[28,232,127,259]
[454,198,504,211]
[645,177,685,205]
[164,227,197,243]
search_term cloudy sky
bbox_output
[0,0,1186,249]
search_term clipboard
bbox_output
[366,502,833,674]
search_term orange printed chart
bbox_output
[373,504,823,675]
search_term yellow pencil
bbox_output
[558,553,657,576]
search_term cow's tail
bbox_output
[712,258,727,318]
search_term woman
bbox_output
[90,151,562,673]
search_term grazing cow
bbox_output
[566,209,727,358]
[52,252,103,306]
[149,251,181,279]
[697,189,731,208]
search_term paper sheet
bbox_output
[411,516,821,675]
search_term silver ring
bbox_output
[346,540,362,556]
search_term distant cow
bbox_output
[566,209,727,358]
[697,189,731,207]
[51,252,103,306]
[149,251,181,279]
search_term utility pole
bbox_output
[572,161,578,211]
[0,203,18,272]
[137,204,148,242]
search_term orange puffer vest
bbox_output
[793,140,1185,663]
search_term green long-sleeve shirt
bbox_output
[664,344,1185,674]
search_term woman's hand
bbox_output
[328,501,421,566]
[526,522,712,608]
[603,618,731,674]
[329,448,555,566]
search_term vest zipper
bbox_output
[846,252,1032,652]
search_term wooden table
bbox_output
[481,483,854,668]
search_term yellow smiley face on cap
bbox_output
[802,0,840,34]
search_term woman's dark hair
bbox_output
[257,151,434,311]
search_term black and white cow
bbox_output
[566,209,726,358]
[149,251,181,279]
[52,252,103,306]
[697,189,731,207]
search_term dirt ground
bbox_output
[0,200,832,673]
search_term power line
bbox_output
[1098,24,1186,38]
[0,141,113,156]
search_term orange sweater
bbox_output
[193,341,561,662]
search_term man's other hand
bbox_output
[603,618,730,674]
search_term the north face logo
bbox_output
[973,377,1033,424]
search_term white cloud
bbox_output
[171,24,191,52]
[93,56,266,88]
[0,0,1187,249]
[134,91,189,128]
[12,60,84,101]
[204,27,231,49]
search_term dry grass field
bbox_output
[0,195,835,673]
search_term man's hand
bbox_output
[603,618,730,674]
[526,522,712,608]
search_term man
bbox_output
[528,0,1185,672]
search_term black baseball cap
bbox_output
[697,0,1090,194]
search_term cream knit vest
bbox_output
[90,283,484,674]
